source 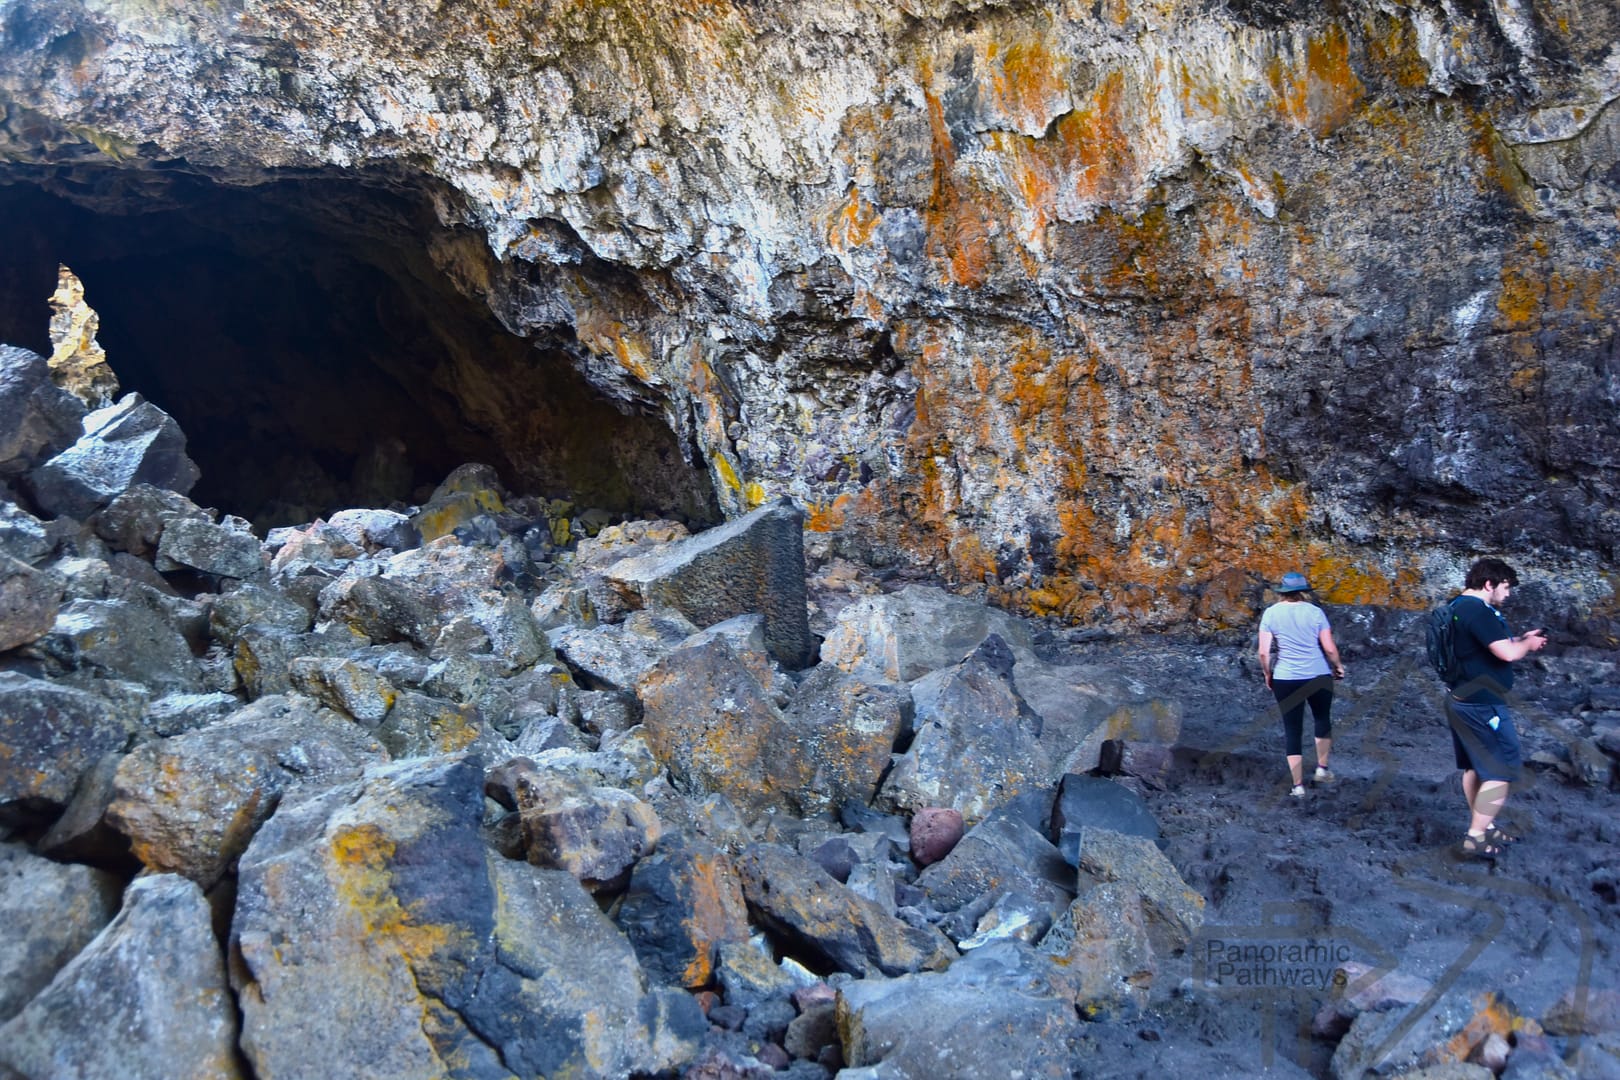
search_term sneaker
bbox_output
[1289,785,1306,798]
[1314,767,1335,783]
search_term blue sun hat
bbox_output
[1276,572,1312,594]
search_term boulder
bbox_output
[143,690,242,736]
[782,664,907,816]
[820,583,1039,684]
[1542,986,1620,1035]
[106,693,385,886]
[511,764,663,889]
[0,344,83,481]
[0,841,123,1022]
[325,507,419,552]
[0,671,134,812]
[289,656,398,726]
[0,554,60,652]
[373,689,496,759]
[155,514,265,579]
[637,636,809,818]
[92,483,209,558]
[232,624,363,700]
[1071,827,1204,955]
[0,874,243,1080]
[0,500,51,564]
[616,835,752,988]
[1038,880,1156,1018]
[603,497,815,669]
[1016,660,1183,775]
[29,597,203,692]
[881,635,1050,823]
[835,940,1080,1079]
[410,462,507,542]
[913,810,1075,943]
[1330,989,1528,1080]
[549,606,701,693]
[26,394,200,520]
[735,843,955,978]
[1052,773,1164,866]
[231,754,701,1079]
[208,581,313,641]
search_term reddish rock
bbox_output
[909,807,965,867]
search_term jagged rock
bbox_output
[371,688,495,759]
[603,498,814,669]
[1097,739,1174,788]
[0,671,135,812]
[0,554,60,652]
[144,691,243,736]
[511,764,663,889]
[231,754,702,1079]
[1038,880,1156,1018]
[29,596,203,691]
[1016,661,1184,775]
[1052,773,1164,865]
[1312,961,1434,1038]
[0,344,83,481]
[909,807,964,867]
[36,751,134,867]
[411,462,507,542]
[784,1000,840,1064]
[232,623,362,699]
[913,805,1074,937]
[1330,989,1527,1080]
[735,843,955,978]
[0,873,243,1080]
[1071,827,1203,955]
[1542,986,1620,1035]
[267,520,363,581]
[550,606,701,693]
[26,394,200,520]
[208,581,313,641]
[155,514,264,579]
[92,483,209,559]
[106,693,385,886]
[46,264,119,409]
[1567,736,1614,787]
[782,664,906,816]
[289,656,398,726]
[835,941,1080,1079]
[638,636,810,818]
[820,584,1040,684]
[325,507,419,552]
[616,835,752,988]
[0,500,51,564]
[881,635,1050,823]
[715,936,805,1008]
[0,841,123,1022]
[957,889,1058,951]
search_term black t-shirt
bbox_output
[1452,595,1513,705]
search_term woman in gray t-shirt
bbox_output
[1257,572,1346,797]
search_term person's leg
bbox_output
[1469,780,1510,836]
[1306,679,1334,778]
[1273,679,1307,791]
[1462,769,1480,812]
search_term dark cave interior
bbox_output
[0,169,718,531]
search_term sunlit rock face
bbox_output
[2,0,1616,627]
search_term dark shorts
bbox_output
[1446,698,1523,783]
[1272,676,1334,756]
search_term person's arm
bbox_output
[1318,627,1346,678]
[1488,628,1547,662]
[1257,629,1274,688]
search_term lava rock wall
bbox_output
[2,0,1616,627]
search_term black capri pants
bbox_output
[1271,676,1334,755]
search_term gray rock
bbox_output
[373,688,497,759]
[914,810,1075,943]
[0,873,244,1080]
[1038,880,1156,1018]
[208,581,313,641]
[0,344,83,481]
[783,664,906,816]
[0,500,51,564]
[231,754,701,1079]
[603,497,815,669]
[616,835,752,988]
[107,693,385,886]
[0,554,61,652]
[1330,989,1526,1080]
[1568,736,1614,787]
[93,483,208,558]
[0,841,123,1022]
[156,514,264,579]
[717,936,804,1008]
[820,583,1039,684]
[835,940,1080,1079]
[30,597,202,692]
[1017,660,1183,775]
[550,606,701,693]
[144,691,243,736]
[26,394,200,520]
[35,751,134,867]
[325,507,419,552]
[288,656,398,726]
[512,764,663,890]
[232,623,363,699]
[1052,773,1164,865]
[1070,827,1204,955]
[736,843,955,978]
[0,671,134,811]
[881,635,1050,823]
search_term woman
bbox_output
[1257,571,1346,797]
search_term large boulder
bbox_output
[0,344,83,481]
[603,497,815,669]
[781,664,907,816]
[0,671,135,813]
[26,393,200,520]
[616,835,753,988]
[1051,773,1165,866]
[156,514,265,579]
[881,635,1050,823]
[29,597,203,692]
[0,874,244,1080]
[0,842,123,1022]
[549,606,701,693]
[231,754,702,1079]
[835,940,1081,1079]
[0,554,60,652]
[106,693,386,886]
[820,584,1039,684]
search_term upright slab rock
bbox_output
[0,344,84,481]
[604,498,814,669]
[0,874,243,1080]
[231,754,701,1080]
[0,554,59,652]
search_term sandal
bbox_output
[1484,823,1519,845]
[1459,834,1504,861]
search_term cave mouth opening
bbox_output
[0,168,719,533]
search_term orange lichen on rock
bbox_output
[921,79,995,289]
[330,823,456,958]
[1267,24,1364,138]
[825,184,881,253]
[983,32,1069,135]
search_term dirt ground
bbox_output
[1046,616,1620,1078]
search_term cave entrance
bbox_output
[0,170,719,532]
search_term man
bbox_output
[1445,557,1547,860]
